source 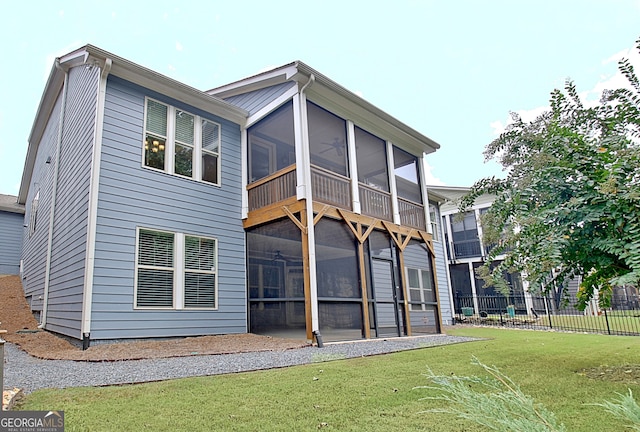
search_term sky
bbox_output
[0,0,639,196]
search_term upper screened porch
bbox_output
[246,99,431,231]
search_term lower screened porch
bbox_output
[245,201,441,343]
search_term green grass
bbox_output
[16,327,640,431]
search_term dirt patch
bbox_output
[578,364,640,386]
[0,275,309,361]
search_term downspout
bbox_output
[39,59,68,328]
[81,58,112,349]
[297,74,322,343]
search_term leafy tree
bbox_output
[460,38,640,309]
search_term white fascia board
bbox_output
[83,48,248,126]
[295,61,441,155]
[18,60,66,203]
[206,63,299,98]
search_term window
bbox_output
[135,228,217,309]
[429,202,440,242]
[29,190,40,238]
[407,267,435,311]
[143,98,221,185]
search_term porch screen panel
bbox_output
[247,101,295,183]
[392,146,422,204]
[315,218,362,341]
[246,218,305,336]
[355,127,389,191]
[307,102,348,177]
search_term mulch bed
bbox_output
[0,275,308,361]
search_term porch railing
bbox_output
[453,294,640,336]
[359,184,392,221]
[311,166,351,210]
[247,166,297,211]
[398,198,426,230]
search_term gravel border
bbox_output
[3,334,479,393]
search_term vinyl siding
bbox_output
[430,202,452,325]
[21,92,63,312]
[44,65,99,339]
[89,76,246,340]
[0,211,24,274]
[222,82,296,115]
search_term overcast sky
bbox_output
[0,0,638,195]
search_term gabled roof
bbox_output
[0,194,25,214]
[19,45,249,203]
[209,61,441,157]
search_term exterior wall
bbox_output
[431,203,453,325]
[0,211,24,274]
[222,82,296,115]
[21,92,63,312]
[45,65,98,338]
[89,76,246,340]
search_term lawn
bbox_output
[15,327,640,431]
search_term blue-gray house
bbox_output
[19,45,449,347]
[0,194,25,275]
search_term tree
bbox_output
[460,38,640,309]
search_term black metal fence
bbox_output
[452,294,640,336]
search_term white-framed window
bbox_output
[135,227,218,309]
[406,267,436,311]
[143,98,221,185]
[29,190,40,238]
[428,202,440,242]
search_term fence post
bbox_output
[545,296,553,329]
[604,309,611,335]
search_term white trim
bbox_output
[174,233,185,310]
[387,141,401,224]
[241,128,248,219]
[293,95,309,199]
[420,155,431,234]
[346,120,361,214]
[245,86,298,128]
[297,90,319,334]
[81,58,112,336]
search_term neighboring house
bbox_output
[429,185,597,317]
[428,186,528,315]
[0,194,25,275]
[18,45,446,347]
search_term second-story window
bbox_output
[143,98,221,185]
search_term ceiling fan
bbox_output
[272,250,291,263]
[319,137,345,156]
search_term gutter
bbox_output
[80,58,112,349]
[40,59,68,328]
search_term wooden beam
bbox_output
[397,250,412,336]
[358,241,371,339]
[243,197,304,229]
[313,205,330,226]
[282,206,307,234]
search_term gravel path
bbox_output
[3,335,479,394]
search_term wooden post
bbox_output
[300,208,313,341]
